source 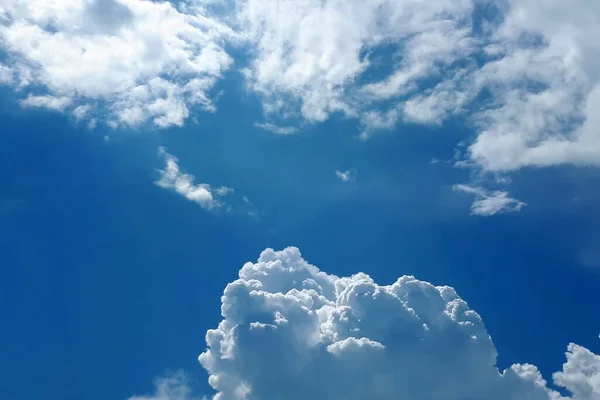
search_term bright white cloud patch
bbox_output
[198,247,599,399]
[453,184,526,216]
[156,147,231,211]
[0,0,234,128]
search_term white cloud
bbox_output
[235,0,600,175]
[0,0,234,127]
[198,247,599,399]
[0,63,13,84]
[254,123,299,135]
[453,184,526,216]
[19,94,72,111]
[128,372,203,400]
[155,147,232,211]
[553,344,600,398]
[236,0,474,123]
[335,169,356,182]
[215,186,235,196]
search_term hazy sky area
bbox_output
[1,0,600,399]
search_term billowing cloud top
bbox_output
[199,247,599,400]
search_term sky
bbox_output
[1,0,600,399]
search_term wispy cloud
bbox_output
[335,169,356,183]
[254,123,299,135]
[453,184,526,216]
[19,95,72,112]
[156,147,232,211]
[128,372,202,400]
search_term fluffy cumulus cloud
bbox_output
[0,0,234,128]
[198,247,600,400]
[156,147,232,211]
[236,0,475,125]
[453,184,526,216]
[235,0,600,174]
[3,0,600,175]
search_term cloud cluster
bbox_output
[156,147,233,211]
[0,0,233,128]
[453,184,526,216]
[199,247,599,400]
[236,0,474,125]
[236,0,600,173]
[3,1,600,214]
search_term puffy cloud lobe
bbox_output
[554,344,600,399]
[199,247,599,399]
[155,147,232,211]
[0,0,233,128]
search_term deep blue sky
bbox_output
[1,69,599,400]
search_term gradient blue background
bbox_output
[1,72,599,399]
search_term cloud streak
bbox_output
[254,123,299,135]
[453,184,526,216]
[335,169,356,183]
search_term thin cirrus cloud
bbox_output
[453,184,526,216]
[335,169,356,183]
[155,147,233,211]
[130,247,600,400]
[254,123,299,135]
[127,372,201,400]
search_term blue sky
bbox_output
[1,1,600,399]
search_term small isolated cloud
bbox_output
[197,247,600,400]
[335,169,356,183]
[155,147,232,211]
[254,123,299,135]
[453,184,526,216]
[215,186,234,196]
[128,372,202,400]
